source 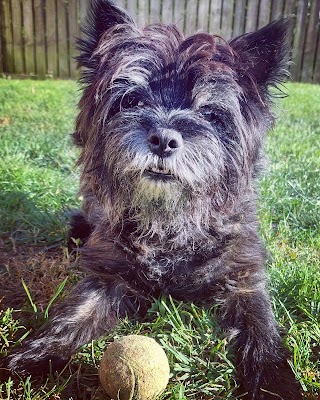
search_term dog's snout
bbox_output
[147,129,183,157]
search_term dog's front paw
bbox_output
[238,359,303,400]
[2,345,68,379]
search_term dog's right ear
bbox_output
[76,0,134,74]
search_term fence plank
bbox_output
[185,0,198,34]
[126,0,136,22]
[135,0,145,27]
[197,0,210,32]
[117,0,126,9]
[283,0,296,17]
[12,0,24,74]
[258,0,272,28]
[143,0,150,26]
[46,0,57,77]
[221,0,234,39]
[209,0,222,35]
[195,0,201,30]
[149,0,160,25]
[79,0,89,27]
[2,0,14,73]
[162,0,174,26]
[173,0,187,32]
[283,0,297,78]
[22,0,35,75]
[313,27,320,83]
[34,0,46,77]
[291,0,308,81]
[57,0,69,77]
[246,0,259,32]
[271,0,284,21]
[233,0,246,37]
[68,0,78,78]
[300,0,320,82]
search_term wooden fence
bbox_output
[0,0,319,82]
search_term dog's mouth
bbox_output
[144,165,175,181]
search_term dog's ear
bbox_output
[77,0,134,72]
[230,18,293,90]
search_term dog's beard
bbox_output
[120,176,215,246]
[98,131,227,245]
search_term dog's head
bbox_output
[75,0,291,231]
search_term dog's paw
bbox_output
[2,346,68,379]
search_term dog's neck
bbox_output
[113,197,240,256]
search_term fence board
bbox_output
[148,0,158,25]
[2,0,14,72]
[197,0,210,32]
[313,28,320,83]
[221,0,234,39]
[12,0,24,74]
[271,0,284,21]
[258,0,272,28]
[135,0,144,26]
[173,0,186,32]
[162,0,174,26]
[185,0,198,34]
[34,0,46,77]
[46,0,57,77]
[233,0,246,37]
[300,0,320,82]
[57,0,69,77]
[79,0,89,26]
[126,0,136,22]
[68,0,78,78]
[283,0,296,16]
[117,0,126,9]
[209,0,222,35]
[246,0,259,32]
[291,0,308,81]
[22,0,35,75]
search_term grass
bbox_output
[0,79,319,399]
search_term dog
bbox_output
[4,1,302,398]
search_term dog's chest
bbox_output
[131,243,224,300]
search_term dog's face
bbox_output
[75,1,291,229]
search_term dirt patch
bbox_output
[0,239,82,316]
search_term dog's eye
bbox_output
[108,96,144,117]
[200,107,224,124]
[121,95,145,110]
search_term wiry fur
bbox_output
[4,1,301,399]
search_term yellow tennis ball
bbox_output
[99,335,170,400]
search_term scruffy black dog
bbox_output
[5,1,302,399]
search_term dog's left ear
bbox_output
[230,18,293,90]
[77,0,134,72]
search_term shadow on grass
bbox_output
[0,190,73,246]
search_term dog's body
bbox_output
[5,1,302,398]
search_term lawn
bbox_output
[0,79,319,399]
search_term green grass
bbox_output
[0,80,79,245]
[0,79,319,399]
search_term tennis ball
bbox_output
[99,335,170,400]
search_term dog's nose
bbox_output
[147,129,183,157]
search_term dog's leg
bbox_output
[68,211,93,245]
[218,275,302,400]
[6,276,146,377]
